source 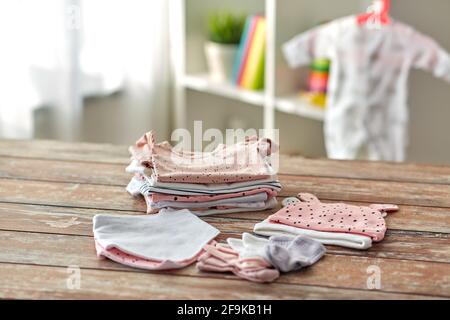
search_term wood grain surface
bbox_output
[0,139,449,299]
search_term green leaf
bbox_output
[207,11,246,44]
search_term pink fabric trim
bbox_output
[95,239,215,271]
[196,243,279,283]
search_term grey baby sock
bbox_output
[265,235,326,272]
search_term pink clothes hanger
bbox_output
[357,0,391,27]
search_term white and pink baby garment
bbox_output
[129,131,276,184]
[126,131,280,215]
[196,242,280,283]
[254,193,398,250]
[93,208,220,270]
[283,15,450,161]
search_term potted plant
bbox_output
[205,11,245,82]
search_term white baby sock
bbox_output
[227,233,270,261]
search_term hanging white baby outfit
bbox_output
[283,15,450,161]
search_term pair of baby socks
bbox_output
[227,233,326,273]
[196,242,280,283]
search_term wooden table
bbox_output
[0,139,449,300]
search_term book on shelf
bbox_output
[232,15,266,90]
[232,15,257,84]
[240,16,266,90]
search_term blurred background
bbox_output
[0,0,449,164]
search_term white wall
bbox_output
[391,0,450,164]
[35,90,170,145]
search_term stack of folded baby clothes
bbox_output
[125,131,281,216]
[254,193,398,250]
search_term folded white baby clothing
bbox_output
[129,131,277,184]
[126,175,281,215]
[93,208,220,270]
[254,220,372,250]
[125,132,281,216]
[140,174,282,195]
[146,193,268,210]
[178,198,278,217]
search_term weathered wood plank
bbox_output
[0,178,146,212]
[280,175,450,208]
[2,153,450,208]
[2,139,450,299]
[0,157,130,185]
[1,230,448,297]
[2,153,450,187]
[1,140,450,185]
[279,155,450,185]
[1,205,449,264]
[1,179,449,234]
[0,263,438,300]
[0,139,129,164]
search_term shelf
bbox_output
[181,74,266,106]
[275,95,325,122]
[181,74,325,122]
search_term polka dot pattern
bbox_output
[268,193,398,241]
[95,240,212,271]
[150,187,278,203]
[129,131,278,184]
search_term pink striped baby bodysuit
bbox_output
[268,193,398,241]
[196,243,279,283]
[149,187,278,203]
[129,131,278,184]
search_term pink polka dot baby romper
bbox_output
[268,193,398,242]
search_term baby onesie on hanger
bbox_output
[93,208,220,270]
[268,193,397,241]
[283,15,450,161]
[129,131,278,183]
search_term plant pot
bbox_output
[204,42,238,83]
